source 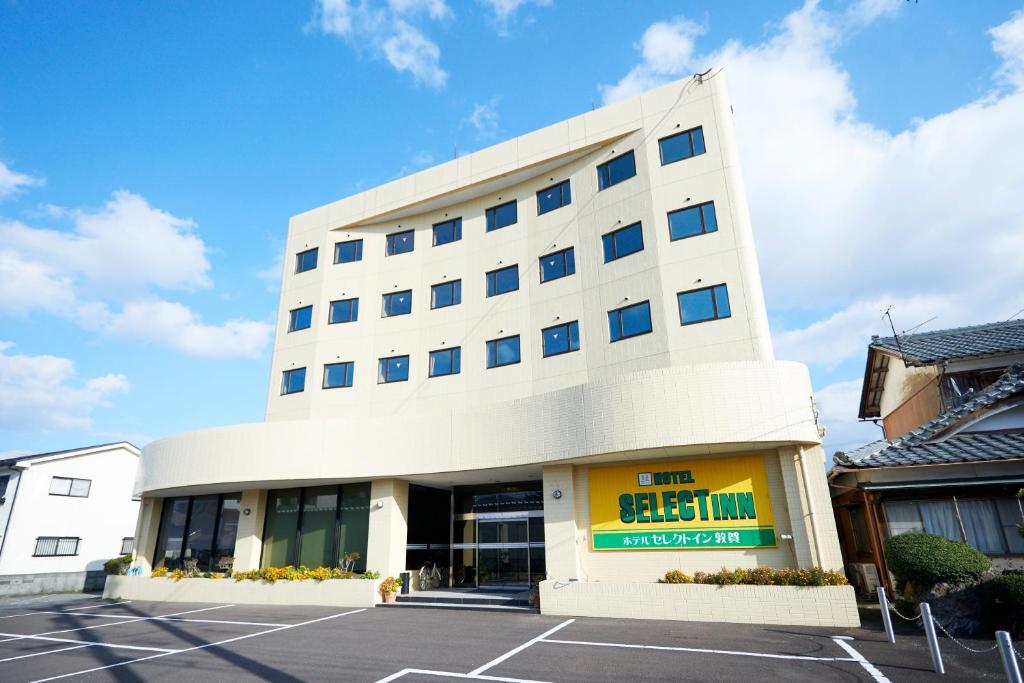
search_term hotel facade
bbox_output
[126,71,855,625]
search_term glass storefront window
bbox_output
[338,483,370,571]
[263,489,301,568]
[262,483,370,571]
[299,486,338,568]
[215,494,240,571]
[155,498,189,568]
[154,493,242,571]
[183,495,218,569]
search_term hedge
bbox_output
[885,533,990,590]
[982,574,1024,637]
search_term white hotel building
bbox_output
[127,71,854,625]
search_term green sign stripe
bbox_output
[593,528,776,550]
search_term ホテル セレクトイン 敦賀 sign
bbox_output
[588,455,776,550]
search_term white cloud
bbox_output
[466,98,501,137]
[600,18,705,103]
[477,0,552,34]
[0,341,129,432]
[814,378,884,455]
[0,160,44,201]
[991,9,1024,89]
[313,0,449,87]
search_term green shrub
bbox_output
[659,570,692,584]
[885,533,990,590]
[103,555,132,575]
[982,574,1024,637]
[658,567,847,586]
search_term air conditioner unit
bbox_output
[846,562,881,597]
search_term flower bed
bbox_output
[150,564,381,583]
[105,573,381,607]
[658,566,848,586]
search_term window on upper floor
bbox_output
[486,200,518,231]
[0,475,9,500]
[678,284,731,325]
[432,218,462,246]
[542,321,580,357]
[429,347,461,377]
[378,355,410,383]
[49,476,91,498]
[120,537,135,555]
[288,305,313,332]
[486,335,521,368]
[602,222,644,262]
[328,298,359,324]
[34,537,80,557]
[382,290,413,317]
[486,265,519,297]
[668,201,718,241]
[431,280,462,309]
[597,151,637,190]
[539,247,575,283]
[295,248,318,273]
[334,239,363,264]
[659,126,706,165]
[537,180,571,215]
[281,367,306,395]
[608,300,653,342]
[323,361,355,389]
[386,229,414,256]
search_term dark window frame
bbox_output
[281,367,306,395]
[597,150,637,191]
[323,361,355,389]
[328,298,359,324]
[602,222,645,262]
[385,229,415,257]
[49,476,91,498]
[381,289,413,318]
[34,536,80,557]
[428,347,462,377]
[539,247,576,283]
[430,279,462,309]
[541,320,581,357]
[486,335,522,369]
[432,217,463,246]
[485,200,518,231]
[486,265,519,297]
[536,179,572,215]
[668,201,718,241]
[378,355,410,384]
[658,126,706,165]
[608,300,654,342]
[334,239,364,264]
[295,248,318,274]
[288,305,313,332]
[677,284,731,326]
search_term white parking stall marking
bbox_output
[831,637,893,683]
[468,619,575,676]
[28,608,367,682]
[61,601,132,612]
[0,604,234,644]
[376,669,553,683]
[0,645,93,663]
[28,611,286,627]
[539,638,859,663]
[0,632,176,653]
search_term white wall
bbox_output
[0,445,140,575]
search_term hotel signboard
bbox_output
[589,455,777,550]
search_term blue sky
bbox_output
[1,0,1023,459]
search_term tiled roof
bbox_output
[870,318,1024,366]
[835,364,1024,469]
[0,442,137,469]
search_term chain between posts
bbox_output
[884,600,1006,655]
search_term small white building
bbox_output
[0,442,141,596]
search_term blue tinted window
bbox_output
[329,298,358,324]
[542,321,580,357]
[429,347,461,377]
[602,222,644,262]
[386,229,414,256]
[323,362,354,389]
[281,367,306,395]
[539,247,575,283]
[486,335,521,368]
[486,265,519,297]
[486,201,518,231]
[659,126,706,165]
[537,180,571,215]
[668,201,718,241]
[432,218,462,246]
[678,284,731,325]
[334,239,363,263]
[378,355,409,383]
[382,290,412,317]
[288,305,313,332]
[608,301,653,342]
[431,280,461,309]
[295,248,318,273]
[597,151,637,191]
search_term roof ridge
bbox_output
[873,317,1024,346]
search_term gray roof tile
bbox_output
[871,318,1024,366]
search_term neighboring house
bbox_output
[830,320,1024,594]
[0,443,141,596]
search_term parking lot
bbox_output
[0,594,1009,681]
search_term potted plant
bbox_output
[379,575,402,603]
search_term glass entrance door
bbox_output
[477,519,529,588]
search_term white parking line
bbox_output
[0,645,93,663]
[28,611,286,627]
[0,605,233,644]
[468,619,575,676]
[28,608,366,682]
[0,632,176,653]
[61,601,131,612]
[832,637,893,683]
[539,638,859,663]
[376,669,552,683]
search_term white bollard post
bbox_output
[877,586,896,644]
[920,602,945,674]
[997,631,1022,683]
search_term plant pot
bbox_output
[382,591,397,604]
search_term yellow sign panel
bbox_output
[589,455,776,550]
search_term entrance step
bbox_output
[396,591,530,607]
[380,601,538,613]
